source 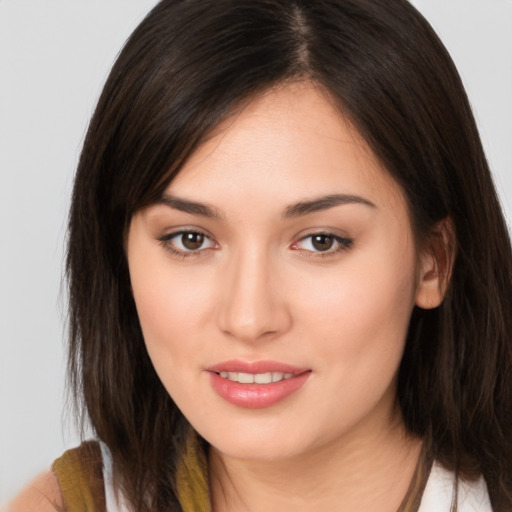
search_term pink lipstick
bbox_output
[207,360,311,409]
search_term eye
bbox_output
[159,230,216,255]
[293,232,353,254]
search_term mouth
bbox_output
[206,360,311,408]
[216,371,297,384]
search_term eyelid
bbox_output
[157,227,218,257]
[291,230,354,255]
[156,227,353,258]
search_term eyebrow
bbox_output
[283,194,376,218]
[157,192,375,220]
[157,195,224,220]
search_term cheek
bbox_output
[132,266,213,355]
[134,273,206,336]
[131,261,241,434]
[129,262,217,421]
[285,248,417,434]
[294,242,417,375]
[127,238,217,390]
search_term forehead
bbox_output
[167,82,408,217]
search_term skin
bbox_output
[10,82,449,511]
[6,471,62,511]
[127,83,448,512]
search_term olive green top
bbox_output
[52,440,106,512]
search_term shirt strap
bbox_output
[52,440,106,512]
[175,429,211,512]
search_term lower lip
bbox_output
[208,371,311,409]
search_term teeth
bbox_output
[254,372,272,384]
[272,372,284,382]
[218,371,295,384]
[238,372,254,384]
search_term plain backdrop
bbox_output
[1,0,511,503]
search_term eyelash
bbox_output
[292,232,354,258]
[157,230,354,259]
[158,230,217,258]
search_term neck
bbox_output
[208,412,422,512]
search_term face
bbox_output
[127,83,435,462]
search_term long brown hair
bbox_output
[67,0,512,510]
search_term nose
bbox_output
[216,248,292,343]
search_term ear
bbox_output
[415,217,456,310]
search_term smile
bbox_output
[207,360,311,408]
[217,371,296,384]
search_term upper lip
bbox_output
[206,359,310,375]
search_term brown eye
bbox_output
[293,232,353,255]
[160,230,215,254]
[181,232,205,250]
[311,234,334,251]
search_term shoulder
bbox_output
[6,471,63,512]
[6,440,106,512]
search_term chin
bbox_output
[197,418,321,463]
[211,439,304,462]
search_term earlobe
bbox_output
[415,217,456,310]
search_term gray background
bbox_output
[1,0,511,503]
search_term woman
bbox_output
[10,0,512,510]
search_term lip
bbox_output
[206,359,311,409]
[207,359,309,374]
